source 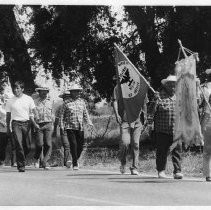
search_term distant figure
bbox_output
[149,75,183,179]
[33,85,54,170]
[6,81,39,172]
[0,86,16,167]
[53,90,72,168]
[200,69,211,182]
[112,75,147,175]
[55,84,93,170]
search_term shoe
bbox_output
[43,166,51,170]
[0,161,5,167]
[73,166,79,170]
[130,168,140,175]
[18,168,25,172]
[34,160,39,168]
[120,165,126,174]
[43,162,51,170]
[158,171,167,178]
[206,177,211,182]
[65,160,72,168]
[11,162,17,167]
[173,172,183,179]
[73,162,79,170]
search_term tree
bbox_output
[28,5,130,101]
[125,6,211,88]
[0,5,35,94]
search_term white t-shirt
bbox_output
[6,94,36,121]
[0,103,6,133]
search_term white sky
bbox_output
[0,0,211,5]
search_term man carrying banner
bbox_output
[149,75,183,179]
[113,44,150,175]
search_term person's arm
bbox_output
[59,103,65,135]
[29,98,40,129]
[112,100,122,124]
[53,104,61,137]
[83,101,93,126]
[147,91,160,124]
[6,112,11,134]
[30,108,40,129]
[111,86,122,124]
[0,106,6,127]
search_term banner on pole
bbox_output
[174,54,203,145]
[114,44,149,123]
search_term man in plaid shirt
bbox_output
[57,84,93,170]
[150,75,183,179]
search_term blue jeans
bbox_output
[155,132,182,174]
[119,121,143,169]
[34,122,52,167]
[60,129,71,166]
[0,132,16,165]
[202,114,211,177]
[12,120,32,169]
[66,129,84,167]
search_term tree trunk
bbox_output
[0,5,35,94]
[125,6,164,88]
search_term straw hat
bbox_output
[161,75,177,85]
[35,85,50,92]
[58,90,71,98]
[68,84,83,91]
[205,69,211,75]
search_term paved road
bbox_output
[0,166,210,206]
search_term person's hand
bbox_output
[87,123,95,132]
[52,129,57,137]
[116,114,122,124]
[196,77,200,86]
[60,127,64,135]
[153,91,160,100]
[7,127,11,135]
[147,115,154,125]
[34,123,40,130]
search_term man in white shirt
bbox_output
[6,81,39,172]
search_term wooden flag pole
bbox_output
[178,39,211,113]
[178,39,188,58]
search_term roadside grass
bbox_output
[3,105,204,178]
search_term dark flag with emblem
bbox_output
[114,44,149,123]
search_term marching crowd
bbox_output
[0,80,93,172]
[0,69,211,182]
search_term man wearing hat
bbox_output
[149,75,183,179]
[33,85,54,169]
[200,69,211,181]
[53,90,72,168]
[56,84,93,170]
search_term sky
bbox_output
[0,0,211,5]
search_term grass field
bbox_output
[3,104,204,178]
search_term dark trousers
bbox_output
[66,129,84,167]
[12,120,31,169]
[155,132,182,174]
[60,129,71,166]
[0,132,16,165]
[34,122,52,167]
